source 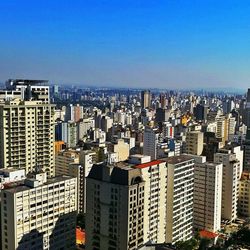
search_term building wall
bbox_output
[238,177,250,217]
[139,161,167,243]
[112,140,130,162]
[214,153,241,221]
[186,131,204,156]
[86,165,145,250]
[55,150,79,176]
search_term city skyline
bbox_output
[1,1,250,89]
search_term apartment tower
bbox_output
[185,131,204,155]
[86,163,145,250]
[0,79,55,176]
[191,155,223,232]
[165,155,194,244]
[1,172,77,250]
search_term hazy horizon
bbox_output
[1,1,250,89]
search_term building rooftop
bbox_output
[3,175,74,194]
[135,160,165,169]
[164,155,194,165]
[7,79,49,86]
[0,168,23,174]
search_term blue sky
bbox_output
[0,0,250,89]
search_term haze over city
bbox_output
[1,0,250,89]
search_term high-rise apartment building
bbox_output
[0,79,55,177]
[243,88,250,127]
[69,164,84,213]
[64,104,74,122]
[227,114,236,141]
[238,172,250,217]
[1,172,77,250]
[165,155,194,244]
[77,118,95,141]
[0,99,55,176]
[86,163,145,250]
[215,115,228,145]
[55,149,79,176]
[194,103,208,121]
[159,93,167,108]
[214,150,241,221]
[65,104,83,122]
[143,127,159,160]
[78,150,96,213]
[155,108,170,123]
[243,129,250,172]
[55,121,77,148]
[185,131,204,155]
[141,90,151,109]
[133,159,167,243]
[191,155,223,232]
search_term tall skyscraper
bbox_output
[0,79,55,177]
[141,90,151,109]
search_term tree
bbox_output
[175,238,199,250]
[225,227,250,248]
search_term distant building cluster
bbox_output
[0,80,250,249]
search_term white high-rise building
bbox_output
[215,115,225,139]
[191,155,223,232]
[143,127,159,160]
[214,150,241,221]
[133,159,167,243]
[69,164,84,213]
[227,115,236,141]
[165,155,194,244]
[1,172,77,250]
[0,99,55,177]
[78,150,96,213]
[141,90,151,109]
[0,79,55,177]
